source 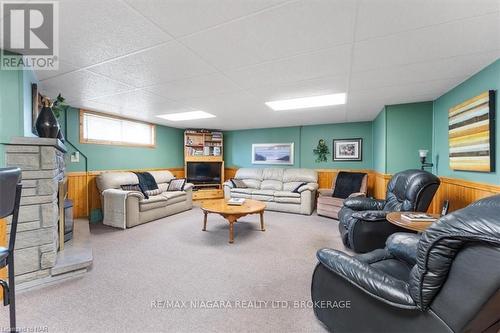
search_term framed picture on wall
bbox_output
[31,83,43,135]
[333,138,362,161]
[252,143,294,165]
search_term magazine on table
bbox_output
[228,198,245,205]
[401,213,437,222]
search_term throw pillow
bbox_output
[292,182,307,193]
[332,172,366,199]
[145,189,162,197]
[121,184,141,192]
[167,178,186,191]
[230,178,247,188]
[121,183,149,199]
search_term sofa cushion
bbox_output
[231,188,254,195]
[139,195,168,212]
[260,180,282,191]
[283,168,317,183]
[235,168,263,180]
[274,196,301,204]
[242,179,261,189]
[231,192,252,199]
[318,196,344,207]
[148,170,175,184]
[274,191,300,198]
[283,181,308,192]
[163,191,187,204]
[252,189,275,196]
[97,172,139,191]
[251,189,275,202]
[262,168,284,181]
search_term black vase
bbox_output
[35,106,60,138]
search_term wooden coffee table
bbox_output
[386,212,441,232]
[201,199,266,244]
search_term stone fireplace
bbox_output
[4,137,70,285]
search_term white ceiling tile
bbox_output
[145,73,241,101]
[88,41,216,87]
[35,60,79,81]
[224,44,351,89]
[58,0,171,67]
[125,0,287,37]
[247,75,348,102]
[352,12,500,72]
[87,89,177,113]
[356,0,500,41]
[181,0,357,70]
[39,70,132,102]
[350,50,500,91]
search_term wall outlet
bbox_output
[70,151,80,163]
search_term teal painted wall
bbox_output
[62,107,185,172]
[386,102,433,174]
[0,65,32,167]
[433,59,500,184]
[372,108,386,173]
[224,122,373,169]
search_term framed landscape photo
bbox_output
[252,143,294,165]
[333,138,362,161]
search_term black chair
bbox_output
[338,169,440,253]
[0,167,22,332]
[311,195,500,333]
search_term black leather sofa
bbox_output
[338,169,440,253]
[312,195,500,333]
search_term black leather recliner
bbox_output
[338,169,440,253]
[311,195,500,333]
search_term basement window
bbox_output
[80,110,156,147]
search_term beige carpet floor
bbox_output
[1,207,350,333]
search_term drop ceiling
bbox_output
[18,0,500,129]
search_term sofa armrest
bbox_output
[183,182,194,191]
[352,210,388,221]
[297,182,319,193]
[318,188,333,197]
[385,233,420,266]
[316,248,416,308]
[110,189,145,200]
[344,197,385,211]
[223,180,234,189]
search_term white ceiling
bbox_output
[24,0,500,130]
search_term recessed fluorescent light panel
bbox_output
[265,93,346,111]
[156,111,216,121]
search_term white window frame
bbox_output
[79,110,156,148]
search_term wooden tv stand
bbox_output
[184,129,224,200]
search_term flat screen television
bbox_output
[186,162,222,184]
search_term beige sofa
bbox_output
[223,168,318,215]
[96,170,193,228]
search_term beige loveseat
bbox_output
[96,170,193,228]
[223,168,318,215]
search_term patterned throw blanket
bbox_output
[134,172,158,192]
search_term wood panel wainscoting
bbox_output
[67,168,184,218]
[68,166,500,219]
[224,167,500,215]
